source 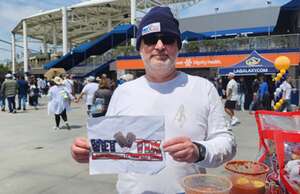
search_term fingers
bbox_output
[75,137,90,149]
[163,137,199,163]
[163,136,188,148]
[71,137,90,163]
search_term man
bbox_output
[71,6,236,194]
[280,75,292,112]
[257,75,270,110]
[1,73,18,113]
[238,77,247,111]
[224,72,239,127]
[248,78,260,114]
[63,74,75,97]
[16,75,29,111]
[75,76,99,115]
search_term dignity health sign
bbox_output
[87,116,165,175]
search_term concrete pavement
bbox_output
[0,97,260,194]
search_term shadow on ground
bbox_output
[60,125,83,130]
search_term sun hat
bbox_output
[228,72,235,77]
[52,76,64,85]
[135,6,181,51]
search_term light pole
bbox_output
[266,0,272,37]
[214,7,219,40]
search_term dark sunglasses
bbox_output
[142,33,177,46]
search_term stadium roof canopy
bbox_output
[11,0,201,46]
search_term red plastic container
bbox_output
[225,160,269,194]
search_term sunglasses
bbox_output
[142,33,177,46]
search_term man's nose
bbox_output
[154,39,165,50]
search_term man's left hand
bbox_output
[163,137,199,163]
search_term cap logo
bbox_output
[142,22,161,35]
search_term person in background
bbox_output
[0,76,6,111]
[37,77,46,96]
[1,73,18,113]
[237,77,246,111]
[75,76,99,115]
[17,75,29,111]
[224,72,240,127]
[63,74,75,97]
[248,78,260,114]
[215,77,224,99]
[47,76,73,130]
[280,75,293,112]
[28,76,39,110]
[257,75,271,110]
[71,6,236,194]
[90,78,113,117]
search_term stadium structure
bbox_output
[10,0,202,75]
[9,0,300,106]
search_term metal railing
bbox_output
[26,33,300,75]
[181,34,300,53]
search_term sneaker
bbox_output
[231,117,240,126]
[65,122,71,130]
[53,126,60,130]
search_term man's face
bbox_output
[139,33,179,81]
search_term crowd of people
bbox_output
[212,72,295,128]
[0,72,127,130]
[0,73,46,113]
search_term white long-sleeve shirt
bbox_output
[106,72,236,194]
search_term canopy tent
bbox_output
[281,0,300,11]
[44,24,136,71]
[274,0,300,34]
[181,31,206,41]
[218,50,277,76]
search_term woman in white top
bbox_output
[48,76,74,130]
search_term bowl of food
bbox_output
[181,174,232,194]
[225,160,269,194]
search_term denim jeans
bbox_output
[0,96,5,109]
[7,96,16,112]
[18,95,27,109]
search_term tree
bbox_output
[0,64,10,75]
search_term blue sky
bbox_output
[0,0,291,63]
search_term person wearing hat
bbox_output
[47,76,73,130]
[71,6,236,194]
[224,72,240,127]
[1,73,18,113]
[75,76,99,115]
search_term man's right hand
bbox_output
[71,137,90,163]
